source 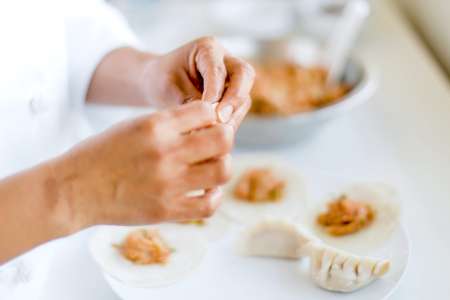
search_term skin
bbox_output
[87,37,255,123]
[0,37,254,263]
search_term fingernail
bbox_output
[218,105,233,123]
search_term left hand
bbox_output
[141,36,255,128]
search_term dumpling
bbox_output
[308,183,401,255]
[89,224,207,287]
[303,241,390,292]
[220,154,308,224]
[237,218,317,259]
[237,218,391,293]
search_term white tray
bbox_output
[96,169,409,300]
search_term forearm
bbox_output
[0,161,71,263]
[86,47,156,106]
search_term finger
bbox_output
[175,123,234,164]
[194,37,227,103]
[227,96,251,132]
[179,155,231,191]
[217,56,255,123]
[176,71,203,103]
[169,187,223,221]
[166,101,217,133]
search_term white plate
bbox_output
[92,167,409,300]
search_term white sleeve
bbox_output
[64,0,141,107]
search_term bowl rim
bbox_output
[245,57,377,123]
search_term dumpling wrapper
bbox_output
[220,154,308,224]
[89,225,207,288]
[237,218,317,259]
[304,242,390,292]
[167,213,231,242]
[307,183,401,255]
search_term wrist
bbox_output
[86,47,159,106]
[139,52,162,106]
[45,153,90,236]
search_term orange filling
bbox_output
[317,195,375,236]
[250,62,351,116]
[233,168,285,203]
[116,229,171,265]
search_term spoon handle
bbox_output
[324,0,370,85]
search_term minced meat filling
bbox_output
[233,168,285,203]
[116,229,171,265]
[317,195,375,236]
[250,62,351,116]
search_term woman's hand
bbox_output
[141,37,255,125]
[87,37,255,130]
[55,101,233,232]
[0,101,235,262]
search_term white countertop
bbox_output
[41,0,450,299]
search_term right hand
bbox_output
[54,101,233,232]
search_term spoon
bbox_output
[323,0,370,85]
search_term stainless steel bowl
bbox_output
[236,58,377,148]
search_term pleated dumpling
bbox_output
[237,219,316,259]
[304,242,390,292]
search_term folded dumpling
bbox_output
[237,218,317,259]
[303,242,390,292]
[237,218,391,293]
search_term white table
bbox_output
[41,0,450,299]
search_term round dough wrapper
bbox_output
[220,154,308,225]
[307,183,401,255]
[89,224,207,288]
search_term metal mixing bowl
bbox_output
[235,57,377,147]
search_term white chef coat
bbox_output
[0,0,139,298]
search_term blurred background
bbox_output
[105,0,449,75]
[87,0,449,145]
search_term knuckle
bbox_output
[142,116,163,137]
[149,144,166,160]
[197,36,217,48]
[134,117,155,135]
[144,118,175,158]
